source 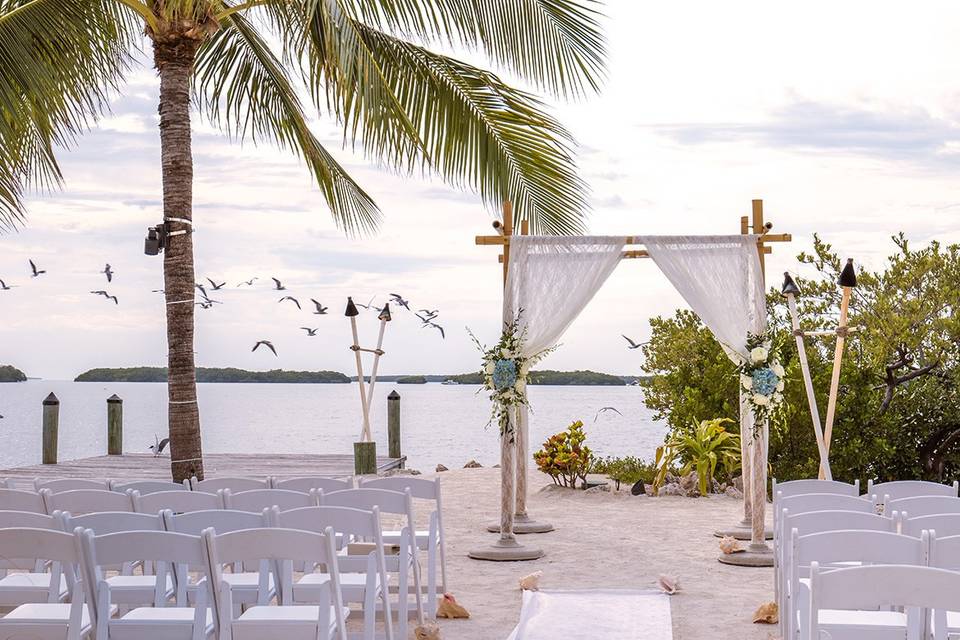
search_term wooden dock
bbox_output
[0,453,406,481]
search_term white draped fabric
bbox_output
[638,234,768,545]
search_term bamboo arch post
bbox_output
[469,202,545,561]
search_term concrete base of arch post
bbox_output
[717,542,774,567]
[468,537,545,561]
[486,513,555,535]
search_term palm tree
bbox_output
[0,0,606,482]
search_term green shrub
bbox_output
[534,420,594,488]
[653,417,741,495]
[592,456,657,490]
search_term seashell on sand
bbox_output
[657,574,679,595]
[437,593,470,619]
[519,570,542,591]
[414,620,441,639]
[752,601,778,624]
[719,535,745,554]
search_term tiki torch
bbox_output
[345,297,371,442]
[822,259,857,477]
[361,304,392,441]
[782,273,832,480]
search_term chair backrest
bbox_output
[869,479,960,502]
[0,528,84,601]
[929,532,960,571]
[110,480,188,495]
[36,478,111,493]
[0,509,59,530]
[191,476,270,494]
[62,510,164,535]
[772,478,860,500]
[320,488,413,518]
[887,495,960,518]
[163,509,269,536]
[782,509,896,538]
[792,529,927,570]
[776,493,874,532]
[133,489,223,514]
[222,488,317,513]
[808,563,960,640]
[0,487,47,513]
[359,476,439,501]
[42,488,133,515]
[273,505,379,539]
[902,513,960,539]
[272,476,353,493]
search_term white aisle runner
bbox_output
[506,589,673,640]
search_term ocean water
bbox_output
[0,380,667,471]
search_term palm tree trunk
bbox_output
[155,38,204,483]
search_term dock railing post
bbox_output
[107,394,123,455]
[387,390,401,463]
[42,392,59,465]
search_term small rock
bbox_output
[658,483,682,496]
[725,486,743,499]
[679,472,701,497]
[585,483,610,494]
[463,460,482,468]
[384,468,421,477]
[493,464,501,468]
[631,479,646,496]
[733,476,744,492]
[435,464,449,472]
[664,472,680,485]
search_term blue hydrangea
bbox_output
[492,359,518,391]
[751,367,780,396]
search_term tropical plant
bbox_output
[652,417,741,496]
[0,0,607,481]
[534,420,594,488]
[591,455,656,490]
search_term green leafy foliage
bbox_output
[591,455,656,490]
[652,417,741,496]
[0,364,26,382]
[74,367,350,383]
[534,420,594,488]
[642,234,960,485]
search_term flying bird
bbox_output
[151,289,165,294]
[423,321,445,339]
[271,277,286,290]
[301,327,319,336]
[418,308,439,318]
[310,299,328,315]
[237,278,258,287]
[389,293,411,310]
[356,296,377,310]
[205,277,226,290]
[196,300,216,309]
[148,435,170,457]
[594,406,623,422]
[279,296,301,310]
[102,264,114,283]
[252,340,278,356]
[0,279,12,290]
[29,259,45,277]
[622,335,645,350]
[415,312,437,324]
[90,291,118,305]
[195,283,209,299]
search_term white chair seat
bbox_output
[231,605,349,640]
[0,572,68,604]
[106,573,175,604]
[1,602,92,625]
[294,572,379,601]
[944,609,960,631]
[818,609,908,636]
[382,530,431,546]
[107,607,214,640]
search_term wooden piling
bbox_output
[354,441,377,475]
[42,393,59,465]
[387,390,401,462]
[107,394,123,455]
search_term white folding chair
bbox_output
[133,490,223,515]
[321,488,425,638]
[772,478,860,500]
[189,477,270,494]
[0,487,48,513]
[203,527,349,640]
[272,505,394,640]
[42,489,133,515]
[0,512,70,606]
[0,528,91,640]
[788,529,927,640]
[62,511,174,609]
[928,532,960,637]
[221,488,318,513]
[163,509,275,608]
[777,509,895,637]
[808,563,960,640]
[901,513,960,539]
[111,480,188,495]
[869,479,960,504]
[78,529,214,640]
[885,495,960,518]
[359,476,447,616]
[272,477,354,493]
[36,479,112,493]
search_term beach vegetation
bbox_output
[534,420,594,488]
[591,455,656,490]
[0,364,26,382]
[652,417,741,496]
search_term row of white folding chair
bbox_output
[0,511,72,607]
[807,563,960,640]
[772,478,861,501]
[777,509,895,639]
[189,476,353,494]
[884,495,960,518]
[1,475,355,496]
[868,479,959,503]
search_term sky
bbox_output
[3,0,960,381]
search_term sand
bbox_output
[423,467,776,640]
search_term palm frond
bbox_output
[0,0,138,229]
[329,0,607,98]
[194,9,381,234]
[348,24,589,234]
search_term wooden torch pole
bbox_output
[346,297,371,442]
[362,306,391,442]
[821,259,857,478]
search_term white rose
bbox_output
[776,380,785,392]
[740,374,754,390]
[752,393,770,406]
[750,347,768,364]
[484,362,495,375]
[773,392,783,404]
[500,348,511,358]
[520,362,530,376]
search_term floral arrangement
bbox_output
[469,313,555,440]
[737,331,786,433]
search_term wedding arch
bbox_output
[467,200,791,567]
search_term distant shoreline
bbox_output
[69,366,649,386]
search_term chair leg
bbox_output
[427,542,438,619]
[363,588,376,640]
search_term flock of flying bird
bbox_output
[1,261,446,358]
